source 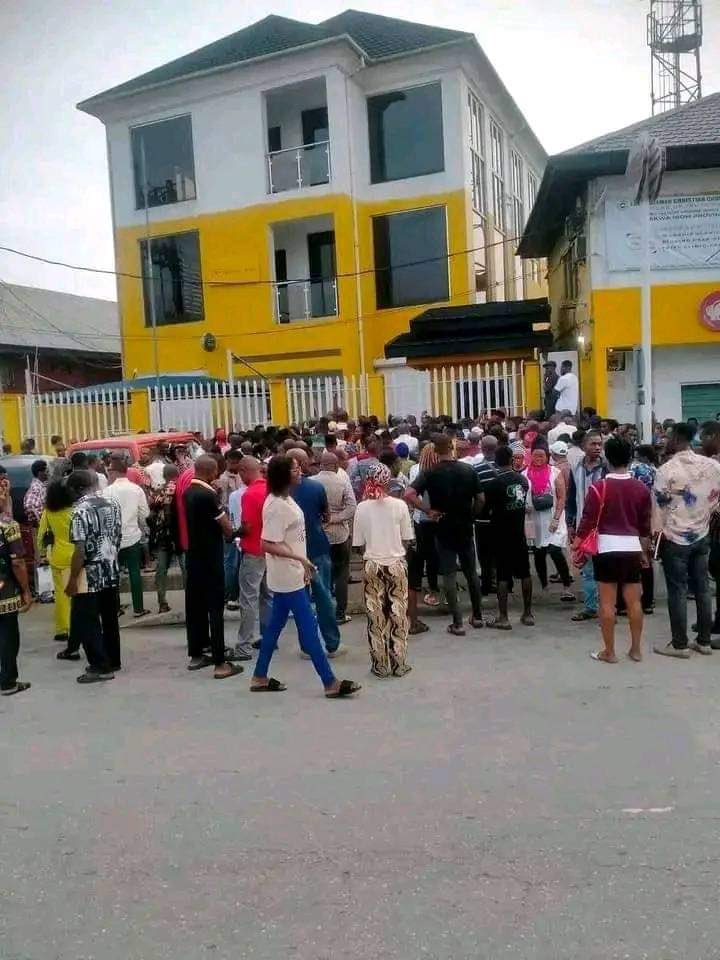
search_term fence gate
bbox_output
[285,374,369,424]
[149,380,271,433]
[19,388,131,452]
[427,361,526,419]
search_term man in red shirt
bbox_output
[234,457,270,659]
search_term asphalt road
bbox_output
[2,586,720,960]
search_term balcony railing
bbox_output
[275,279,338,323]
[267,141,331,193]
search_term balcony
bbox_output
[272,214,338,324]
[265,77,331,195]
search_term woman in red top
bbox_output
[574,436,652,664]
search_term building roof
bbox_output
[0,283,120,355]
[385,299,552,360]
[78,11,472,108]
[518,92,720,259]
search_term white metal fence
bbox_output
[19,388,131,451]
[285,374,369,425]
[384,361,526,420]
[149,380,271,434]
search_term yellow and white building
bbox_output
[78,10,547,417]
[519,93,720,424]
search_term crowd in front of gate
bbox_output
[2,382,720,697]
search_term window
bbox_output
[368,83,444,183]
[526,172,541,283]
[132,115,196,210]
[489,120,505,231]
[140,231,204,327]
[373,207,448,309]
[562,249,579,302]
[510,151,525,237]
[468,92,486,216]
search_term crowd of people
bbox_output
[1,405,719,698]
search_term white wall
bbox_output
[272,214,333,281]
[266,76,327,152]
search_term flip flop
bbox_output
[486,618,512,631]
[469,617,484,630]
[251,677,286,692]
[447,624,466,637]
[521,614,536,627]
[423,593,440,607]
[590,650,618,664]
[409,621,430,635]
[214,662,244,680]
[325,679,361,699]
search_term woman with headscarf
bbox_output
[352,463,414,678]
[524,441,574,601]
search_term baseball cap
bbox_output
[550,440,568,456]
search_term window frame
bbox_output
[509,150,525,238]
[139,229,205,328]
[131,113,197,211]
[489,119,506,232]
[367,81,445,185]
[372,205,450,311]
[467,91,487,218]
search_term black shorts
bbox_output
[592,551,642,584]
[495,538,530,582]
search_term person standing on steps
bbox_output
[251,455,360,699]
[482,445,533,630]
[405,435,484,636]
[566,431,607,623]
[104,456,151,619]
[574,436,652,664]
[184,456,244,680]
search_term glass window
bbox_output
[368,83,444,184]
[510,150,525,236]
[131,115,197,210]
[489,119,505,231]
[140,231,204,327]
[373,207,448,309]
[468,92,486,216]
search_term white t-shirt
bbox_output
[352,496,414,565]
[548,421,574,444]
[397,433,419,455]
[261,494,307,593]
[554,373,579,414]
[103,476,149,549]
[145,460,166,489]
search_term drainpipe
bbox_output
[343,68,367,378]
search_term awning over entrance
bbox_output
[384,298,553,361]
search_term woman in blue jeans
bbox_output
[251,455,360,699]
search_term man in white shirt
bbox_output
[554,361,579,415]
[144,446,167,490]
[548,413,576,444]
[395,423,419,456]
[104,455,150,617]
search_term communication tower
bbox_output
[647,0,702,114]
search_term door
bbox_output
[681,382,720,423]
[274,249,289,323]
[301,107,329,186]
[307,231,336,318]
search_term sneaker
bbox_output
[690,642,712,655]
[158,603,171,614]
[226,601,240,611]
[77,670,114,683]
[653,642,690,659]
[232,649,253,662]
[327,644,347,659]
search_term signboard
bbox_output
[605,193,720,272]
[699,291,720,332]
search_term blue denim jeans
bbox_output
[581,557,599,614]
[223,541,240,602]
[661,535,713,648]
[254,587,335,688]
[310,552,341,653]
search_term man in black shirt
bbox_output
[184,456,243,679]
[543,360,559,419]
[483,445,534,629]
[473,435,499,595]
[406,435,483,635]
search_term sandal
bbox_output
[469,617,484,629]
[486,618,512,631]
[325,679,361,698]
[520,614,536,627]
[447,623,466,636]
[251,677,287,692]
[187,655,213,671]
[423,593,440,607]
[1,681,31,696]
[590,650,618,664]
[214,662,244,680]
[572,610,597,622]
[409,620,430,635]
[56,649,81,661]
[560,592,576,603]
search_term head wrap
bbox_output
[363,463,391,500]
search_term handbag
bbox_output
[531,493,554,511]
[577,480,607,556]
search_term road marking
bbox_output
[622,806,674,814]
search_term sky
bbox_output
[1,0,718,302]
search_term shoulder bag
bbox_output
[577,480,607,556]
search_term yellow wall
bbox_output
[116,189,469,382]
[589,280,720,415]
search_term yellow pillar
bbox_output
[128,389,151,434]
[0,396,22,452]
[523,361,541,414]
[269,379,288,425]
[367,374,386,421]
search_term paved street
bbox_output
[3,586,720,960]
